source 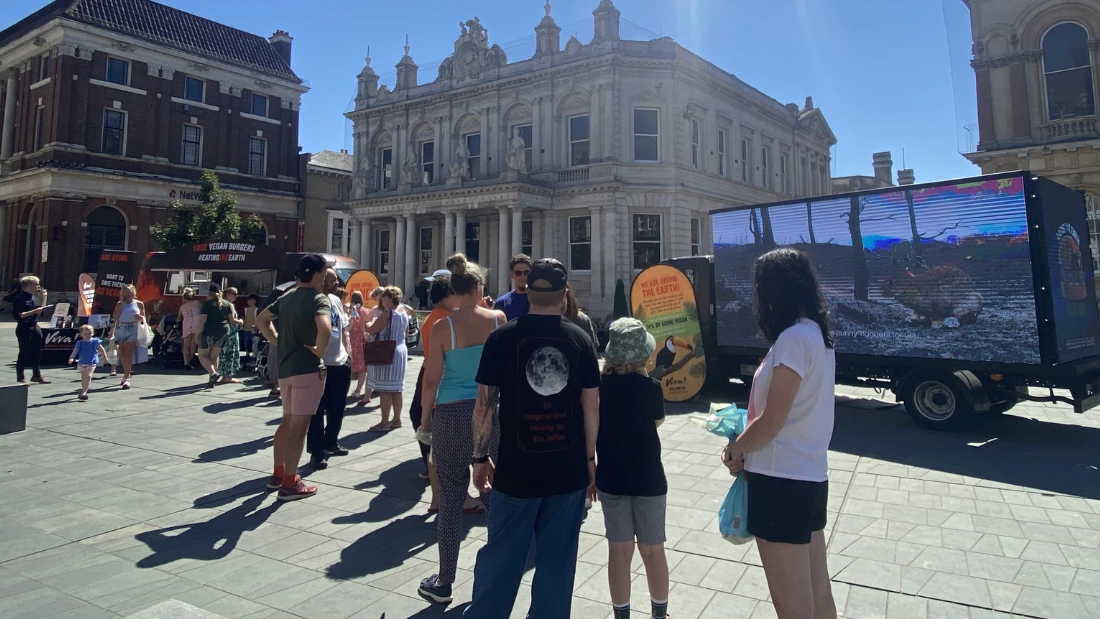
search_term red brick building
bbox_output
[0,0,308,294]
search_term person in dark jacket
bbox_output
[10,276,50,384]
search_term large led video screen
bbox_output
[712,176,1042,364]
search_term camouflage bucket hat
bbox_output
[604,318,656,367]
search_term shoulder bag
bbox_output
[363,309,397,366]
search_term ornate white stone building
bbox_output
[340,0,836,312]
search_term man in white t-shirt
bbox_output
[307,268,353,470]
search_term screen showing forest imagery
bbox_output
[712,176,1043,364]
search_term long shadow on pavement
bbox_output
[134,493,279,568]
[325,513,477,582]
[830,398,1100,499]
[202,396,273,414]
[193,436,273,464]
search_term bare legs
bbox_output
[198,346,222,377]
[607,542,669,613]
[273,414,312,481]
[377,392,404,426]
[117,341,136,381]
[182,334,197,367]
[757,530,836,619]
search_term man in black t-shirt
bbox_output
[465,259,600,619]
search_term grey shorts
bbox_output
[598,492,667,545]
[198,334,228,350]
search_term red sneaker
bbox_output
[266,475,282,490]
[277,479,317,502]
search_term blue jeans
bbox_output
[464,489,586,619]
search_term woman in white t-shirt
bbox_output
[721,248,837,619]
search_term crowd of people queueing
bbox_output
[7,244,839,619]
[250,248,838,619]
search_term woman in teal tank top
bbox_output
[416,253,505,605]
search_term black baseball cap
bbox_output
[296,253,327,282]
[527,259,568,292]
[208,283,220,294]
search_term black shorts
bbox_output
[746,471,828,545]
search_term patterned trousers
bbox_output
[433,399,499,585]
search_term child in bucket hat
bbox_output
[597,318,671,619]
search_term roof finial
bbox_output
[545,0,552,17]
[365,46,371,67]
[403,35,410,57]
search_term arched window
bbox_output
[83,206,126,274]
[1043,23,1096,121]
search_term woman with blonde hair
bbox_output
[417,253,504,605]
[110,284,146,389]
[365,286,410,430]
[177,287,202,369]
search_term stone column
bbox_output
[591,86,601,162]
[487,216,498,293]
[480,108,491,179]
[434,119,444,183]
[531,213,543,259]
[404,213,417,295]
[542,210,554,264]
[1,70,17,159]
[975,68,994,146]
[394,216,406,288]
[349,222,361,261]
[360,220,371,269]
[511,206,523,257]
[455,209,466,257]
[603,206,616,297]
[489,105,500,175]
[532,97,543,171]
[1009,62,1031,140]
[497,208,510,294]
[590,206,603,302]
[444,211,455,258]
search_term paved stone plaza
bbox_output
[1,321,1099,619]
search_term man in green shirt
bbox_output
[257,254,333,501]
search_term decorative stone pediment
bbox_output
[506,105,532,123]
[458,114,481,133]
[437,17,508,85]
[413,122,435,141]
[564,36,584,55]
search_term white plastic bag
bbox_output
[136,322,154,348]
[105,340,119,366]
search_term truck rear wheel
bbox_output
[900,371,975,431]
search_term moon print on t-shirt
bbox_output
[526,346,570,396]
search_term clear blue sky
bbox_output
[4,0,979,183]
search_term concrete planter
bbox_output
[0,383,28,434]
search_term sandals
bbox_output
[368,423,393,433]
[387,421,404,430]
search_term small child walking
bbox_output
[68,324,108,401]
[597,318,670,619]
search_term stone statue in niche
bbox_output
[450,142,471,181]
[506,127,528,174]
[401,150,419,186]
[352,152,373,198]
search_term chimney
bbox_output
[872,151,893,186]
[270,30,293,66]
[897,169,915,186]
[804,96,814,110]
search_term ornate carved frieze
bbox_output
[188,61,209,72]
[33,36,47,47]
[111,41,135,52]
[458,114,481,133]
[970,50,1041,69]
[254,79,273,90]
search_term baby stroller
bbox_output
[254,336,271,383]
[153,319,185,369]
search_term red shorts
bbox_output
[279,372,326,416]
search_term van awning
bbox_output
[144,241,283,272]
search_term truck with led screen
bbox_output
[658,172,1100,430]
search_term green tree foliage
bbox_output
[151,170,265,251]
